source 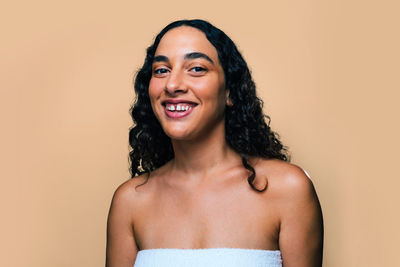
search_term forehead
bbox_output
[155,26,219,62]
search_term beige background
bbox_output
[1,0,399,266]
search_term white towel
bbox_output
[134,248,282,267]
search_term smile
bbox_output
[165,103,193,111]
[162,102,197,119]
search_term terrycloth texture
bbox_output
[134,248,282,267]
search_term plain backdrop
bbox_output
[1,0,399,266]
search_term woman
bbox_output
[106,19,323,267]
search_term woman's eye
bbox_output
[190,66,206,73]
[154,68,169,74]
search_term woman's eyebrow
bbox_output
[153,55,169,63]
[152,53,214,64]
[184,52,214,64]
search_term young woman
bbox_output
[106,19,323,267]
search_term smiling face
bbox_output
[149,26,230,141]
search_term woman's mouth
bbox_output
[163,102,197,119]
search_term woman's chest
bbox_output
[133,186,281,250]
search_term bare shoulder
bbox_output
[110,160,175,215]
[106,175,151,266]
[253,159,318,201]
[255,160,324,265]
[255,159,324,265]
[110,174,151,209]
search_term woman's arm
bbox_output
[278,166,324,267]
[106,182,138,267]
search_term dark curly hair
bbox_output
[129,19,288,192]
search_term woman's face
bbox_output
[149,26,229,141]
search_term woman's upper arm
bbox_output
[106,182,138,267]
[278,167,324,267]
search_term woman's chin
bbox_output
[166,134,192,141]
[164,129,203,141]
[164,129,195,141]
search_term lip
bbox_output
[162,99,198,105]
[162,101,197,119]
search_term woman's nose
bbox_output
[165,70,187,95]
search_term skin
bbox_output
[106,26,323,267]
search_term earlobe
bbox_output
[226,90,233,106]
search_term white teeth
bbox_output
[166,103,193,112]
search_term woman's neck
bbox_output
[169,123,241,180]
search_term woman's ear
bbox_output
[226,90,233,106]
